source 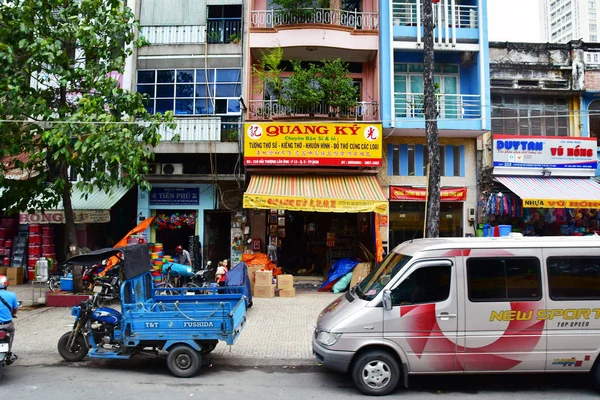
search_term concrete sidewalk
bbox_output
[6,283,339,368]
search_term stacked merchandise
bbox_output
[41,225,57,273]
[28,224,42,281]
[254,270,275,298]
[277,274,295,297]
[0,218,18,266]
[149,243,165,284]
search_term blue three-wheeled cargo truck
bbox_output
[57,244,247,377]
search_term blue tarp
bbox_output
[225,261,253,306]
[319,258,360,291]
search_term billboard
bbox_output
[243,122,382,167]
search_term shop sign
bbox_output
[149,187,199,206]
[19,210,111,224]
[493,135,598,171]
[243,122,383,167]
[522,199,600,208]
[389,186,467,202]
[243,195,388,215]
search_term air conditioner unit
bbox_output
[147,163,161,174]
[161,163,184,175]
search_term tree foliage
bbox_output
[0,0,173,245]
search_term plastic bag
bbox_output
[333,272,353,293]
[318,258,359,292]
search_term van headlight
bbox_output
[316,331,341,346]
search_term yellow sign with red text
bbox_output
[243,122,382,167]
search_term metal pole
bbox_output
[423,163,430,238]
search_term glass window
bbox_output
[196,84,210,97]
[391,264,452,306]
[467,257,542,302]
[227,99,241,113]
[155,99,174,114]
[157,70,175,83]
[196,69,214,83]
[195,99,214,115]
[357,254,412,301]
[453,145,461,176]
[137,70,155,84]
[136,85,155,97]
[215,98,228,114]
[548,257,600,300]
[216,69,240,82]
[156,84,174,98]
[176,70,194,83]
[215,84,239,97]
[407,145,415,176]
[176,84,194,98]
[175,99,194,115]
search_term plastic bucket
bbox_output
[498,225,512,237]
[483,224,491,237]
[476,228,483,237]
[60,277,74,291]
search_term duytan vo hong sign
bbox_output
[493,134,598,171]
[243,122,382,167]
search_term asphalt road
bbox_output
[1,357,599,399]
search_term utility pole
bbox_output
[422,0,441,238]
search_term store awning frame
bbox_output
[243,175,388,214]
[495,176,600,208]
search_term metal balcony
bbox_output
[251,8,378,30]
[393,93,481,119]
[157,118,239,142]
[140,25,206,45]
[247,100,379,121]
[206,19,242,43]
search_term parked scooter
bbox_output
[187,261,214,288]
[93,268,121,307]
[0,300,22,380]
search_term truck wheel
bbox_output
[57,332,88,362]
[351,350,400,396]
[167,345,201,378]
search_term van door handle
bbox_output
[436,312,457,320]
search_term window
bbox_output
[591,23,597,31]
[593,35,598,41]
[591,1,597,9]
[467,257,542,302]
[357,254,412,301]
[391,264,452,306]
[394,63,464,119]
[137,68,242,116]
[492,95,569,136]
[388,144,464,177]
[548,257,600,300]
[207,5,242,43]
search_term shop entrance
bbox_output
[155,210,197,257]
[204,211,231,266]
[389,202,463,249]
[277,211,376,277]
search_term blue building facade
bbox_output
[379,0,490,248]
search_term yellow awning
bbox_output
[243,175,388,214]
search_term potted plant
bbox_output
[319,58,358,117]
[228,33,241,44]
[281,61,324,116]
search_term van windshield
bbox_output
[357,253,412,301]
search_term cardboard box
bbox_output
[6,267,23,285]
[0,266,7,276]
[277,274,294,290]
[254,284,275,298]
[247,266,263,285]
[279,288,296,297]
[255,270,273,286]
[350,262,372,287]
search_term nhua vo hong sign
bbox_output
[243,122,383,167]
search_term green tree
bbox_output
[319,58,358,116]
[0,0,173,248]
[282,61,324,114]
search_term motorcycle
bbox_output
[186,261,214,288]
[57,293,122,363]
[47,264,96,292]
[0,300,22,380]
[92,268,121,307]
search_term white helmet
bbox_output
[0,275,8,290]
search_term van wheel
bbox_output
[351,350,400,396]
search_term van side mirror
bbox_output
[382,289,392,311]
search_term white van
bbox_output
[313,235,600,395]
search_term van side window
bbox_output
[548,257,600,300]
[391,265,451,306]
[467,257,541,302]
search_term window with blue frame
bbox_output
[388,144,465,177]
[137,69,242,116]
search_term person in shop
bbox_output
[175,245,192,267]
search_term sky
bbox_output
[488,0,542,43]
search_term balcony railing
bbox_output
[156,118,238,142]
[206,19,242,43]
[140,25,206,45]
[392,1,478,29]
[394,93,481,119]
[248,100,379,121]
[251,8,379,30]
